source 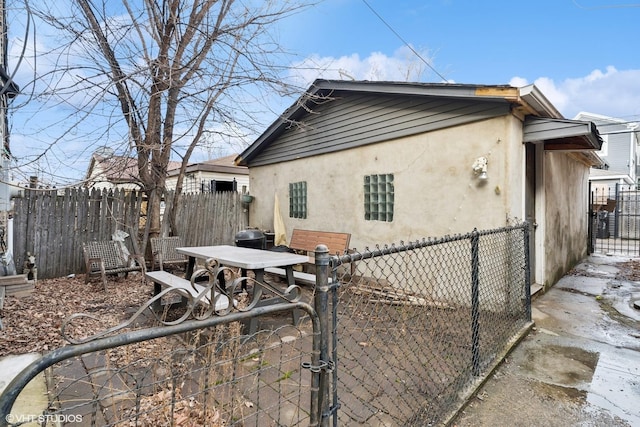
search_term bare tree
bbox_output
[18,0,310,252]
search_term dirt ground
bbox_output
[1,273,153,356]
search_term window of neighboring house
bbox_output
[289,181,307,219]
[201,178,237,193]
[364,174,394,222]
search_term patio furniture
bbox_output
[150,236,188,271]
[176,245,309,333]
[145,270,230,313]
[265,228,351,282]
[288,229,351,260]
[83,240,146,290]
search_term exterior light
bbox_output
[472,157,489,181]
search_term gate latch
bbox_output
[301,360,334,373]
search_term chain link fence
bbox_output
[48,323,315,426]
[2,224,531,426]
[328,224,532,426]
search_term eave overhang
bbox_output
[168,163,248,177]
[523,116,603,150]
[235,80,597,167]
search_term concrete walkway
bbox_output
[453,254,640,426]
[0,353,48,427]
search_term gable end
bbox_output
[246,93,510,167]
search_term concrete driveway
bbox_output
[452,254,640,427]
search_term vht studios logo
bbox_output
[5,414,83,424]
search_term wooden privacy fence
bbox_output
[12,188,248,280]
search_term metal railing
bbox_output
[0,263,324,426]
[591,184,640,256]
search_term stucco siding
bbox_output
[543,151,590,287]
[247,115,525,252]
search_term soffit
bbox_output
[523,117,603,151]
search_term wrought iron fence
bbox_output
[0,263,323,427]
[328,224,532,426]
[1,224,531,426]
[590,184,640,256]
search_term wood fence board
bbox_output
[12,188,247,279]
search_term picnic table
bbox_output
[176,245,310,333]
[177,245,310,289]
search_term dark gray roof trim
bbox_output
[523,117,603,151]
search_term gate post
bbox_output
[470,229,481,376]
[313,244,331,427]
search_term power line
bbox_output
[360,0,448,82]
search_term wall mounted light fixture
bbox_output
[472,157,488,181]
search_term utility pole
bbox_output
[0,0,20,270]
[0,0,8,248]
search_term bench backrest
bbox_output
[289,229,351,256]
[83,241,128,269]
[150,236,187,263]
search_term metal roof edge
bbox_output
[518,84,562,118]
[523,116,603,150]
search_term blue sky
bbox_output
[6,0,640,185]
[279,0,640,119]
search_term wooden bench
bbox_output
[264,267,333,287]
[265,229,351,285]
[150,236,188,271]
[289,229,351,260]
[83,240,146,291]
[145,270,230,312]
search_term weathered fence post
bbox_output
[314,244,331,427]
[523,223,532,322]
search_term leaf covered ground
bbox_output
[0,273,152,357]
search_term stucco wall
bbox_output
[543,151,590,288]
[247,116,526,251]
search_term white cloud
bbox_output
[288,46,442,87]
[292,51,640,121]
[511,67,640,120]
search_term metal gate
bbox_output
[0,263,325,426]
[590,183,640,256]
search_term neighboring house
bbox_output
[236,79,603,290]
[575,112,640,191]
[85,148,147,191]
[86,150,248,194]
[576,112,640,241]
[165,154,249,194]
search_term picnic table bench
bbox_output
[145,270,230,312]
[83,240,146,290]
[265,229,351,286]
